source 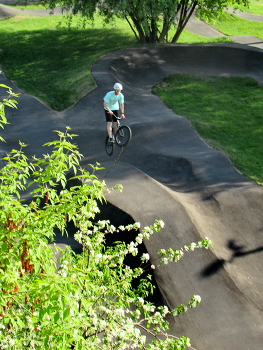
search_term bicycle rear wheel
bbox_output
[105,136,115,156]
[115,126,132,147]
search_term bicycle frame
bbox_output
[105,114,131,156]
[111,114,123,135]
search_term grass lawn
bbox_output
[152,74,263,185]
[0,14,139,110]
[0,12,231,111]
[234,0,263,15]
[205,11,263,40]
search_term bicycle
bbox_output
[105,115,132,156]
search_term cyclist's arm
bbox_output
[119,103,125,118]
[103,101,113,114]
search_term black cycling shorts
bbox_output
[105,109,119,122]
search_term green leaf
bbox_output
[63,308,71,320]
[39,308,46,321]
[54,311,60,323]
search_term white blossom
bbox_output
[127,242,138,255]
[95,253,103,263]
[193,295,201,302]
[114,308,125,317]
[141,253,150,262]
[163,257,169,264]
[162,306,169,315]
[137,297,144,305]
[135,233,144,244]
[190,243,197,251]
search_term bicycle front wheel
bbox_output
[105,136,115,156]
[115,126,132,147]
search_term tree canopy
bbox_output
[32,0,250,43]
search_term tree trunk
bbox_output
[171,0,198,43]
[159,18,170,43]
[125,15,140,42]
[129,14,148,43]
[150,18,158,43]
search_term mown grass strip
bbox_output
[205,11,263,40]
[234,0,263,15]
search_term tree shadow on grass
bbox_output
[0,24,137,110]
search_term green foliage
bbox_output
[0,81,19,142]
[0,87,213,349]
[152,73,263,185]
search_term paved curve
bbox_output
[1,5,263,350]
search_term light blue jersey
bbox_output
[103,91,124,110]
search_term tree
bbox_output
[0,84,212,349]
[29,0,249,43]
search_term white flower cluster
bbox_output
[158,248,184,264]
[105,224,117,234]
[140,253,150,262]
[135,233,144,244]
[158,237,212,266]
[127,241,138,256]
[0,335,16,348]
[185,237,212,251]
[58,260,69,277]
[189,295,201,308]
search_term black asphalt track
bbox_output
[1,5,263,350]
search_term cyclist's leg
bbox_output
[105,110,113,139]
[107,122,113,138]
[112,110,119,136]
[113,122,117,136]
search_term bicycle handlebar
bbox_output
[107,112,126,120]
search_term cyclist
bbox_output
[103,83,125,143]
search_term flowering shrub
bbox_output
[0,81,19,142]
[0,85,212,349]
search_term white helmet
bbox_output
[113,83,123,90]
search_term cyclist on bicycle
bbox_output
[103,83,125,143]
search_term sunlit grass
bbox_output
[177,30,232,43]
[8,4,47,9]
[152,74,263,184]
[233,0,263,15]
[0,11,232,110]
[205,11,263,40]
[0,14,139,110]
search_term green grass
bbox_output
[0,13,230,111]
[152,74,263,185]
[8,4,47,9]
[234,0,263,15]
[0,14,140,110]
[176,30,232,43]
[206,11,263,40]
